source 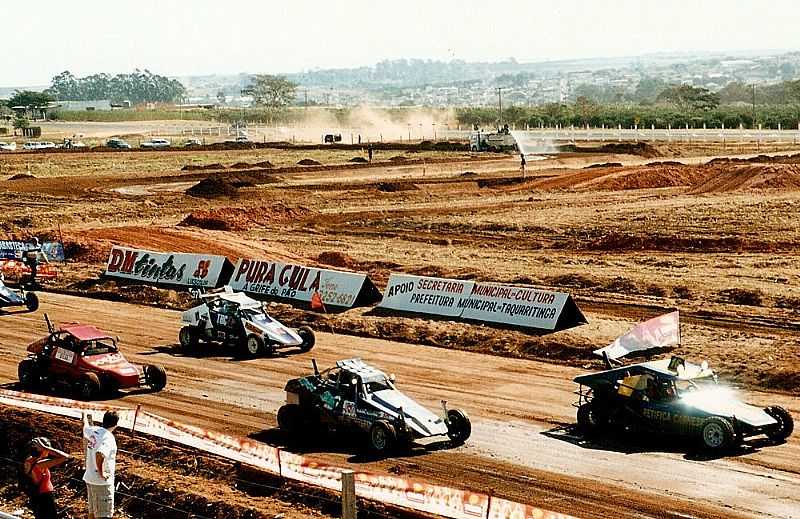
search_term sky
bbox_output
[2,0,799,87]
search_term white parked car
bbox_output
[140,138,171,149]
[23,142,56,150]
[0,142,17,151]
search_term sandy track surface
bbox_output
[1,293,797,519]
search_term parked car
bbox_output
[22,142,56,150]
[0,142,17,151]
[18,315,167,400]
[106,138,132,149]
[183,138,203,147]
[278,358,472,453]
[140,138,171,149]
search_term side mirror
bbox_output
[389,373,396,382]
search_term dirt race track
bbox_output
[1,293,798,519]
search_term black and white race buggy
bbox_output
[179,287,315,357]
[277,358,472,454]
[0,275,39,313]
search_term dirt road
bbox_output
[1,293,797,519]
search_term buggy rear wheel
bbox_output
[297,326,315,353]
[577,403,608,434]
[178,326,199,349]
[145,365,167,391]
[700,417,736,451]
[24,292,39,312]
[446,409,472,444]
[369,420,396,453]
[18,359,40,390]
[76,373,101,401]
[277,404,302,436]
[764,406,794,442]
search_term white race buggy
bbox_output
[179,287,315,357]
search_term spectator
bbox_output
[368,144,373,163]
[22,437,71,519]
[520,153,527,178]
[23,237,49,287]
[83,412,119,519]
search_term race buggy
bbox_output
[0,276,38,312]
[18,315,167,400]
[574,355,794,452]
[179,287,315,357]
[277,358,472,453]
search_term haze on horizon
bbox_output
[2,0,799,87]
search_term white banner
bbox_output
[229,258,368,308]
[379,273,473,317]
[594,311,680,360]
[459,283,570,331]
[104,245,228,288]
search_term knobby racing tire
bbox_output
[576,403,609,434]
[446,409,472,444]
[240,334,265,358]
[277,404,303,436]
[700,416,737,451]
[144,364,168,391]
[178,326,199,349]
[18,359,40,390]
[297,326,316,353]
[25,292,39,312]
[764,406,794,442]
[75,373,102,401]
[369,420,397,453]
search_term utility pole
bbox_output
[496,87,504,128]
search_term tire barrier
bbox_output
[0,388,577,519]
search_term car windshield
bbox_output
[242,309,273,324]
[82,339,117,356]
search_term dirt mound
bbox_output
[229,162,255,169]
[691,164,800,194]
[460,171,477,177]
[255,160,274,168]
[181,163,224,171]
[7,173,36,180]
[179,204,314,231]
[349,157,369,163]
[185,176,239,198]
[317,251,358,269]
[63,237,112,263]
[389,155,408,162]
[297,158,322,166]
[646,160,685,167]
[584,162,623,169]
[376,182,419,192]
[588,165,709,190]
[559,142,661,157]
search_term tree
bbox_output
[574,96,600,125]
[243,75,298,113]
[656,85,720,111]
[13,116,29,136]
[46,70,186,104]
[7,90,55,109]
[634,77,668,104]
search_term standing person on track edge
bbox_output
[83,411,119,519]
[22,437,71,519]
[520,153,527,178]
[368,143,374,163]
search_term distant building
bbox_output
[58,100,112,111]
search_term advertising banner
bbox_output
[104,245,231,288]
[229,258,381,309]
[488,497,578,519]
[378,273,473,317]
[379,274,586,332]
[0,240,64,262]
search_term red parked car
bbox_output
[18,316,167,400]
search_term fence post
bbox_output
[341,470,356,519]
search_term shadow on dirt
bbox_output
[250,427,457,463]
[541,422,782,461]
[0,381,157,402]
[144,343,300,361]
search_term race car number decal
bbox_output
[54,347,75,364]
[343,401,356,418]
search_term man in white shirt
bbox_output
[82,411,119,519]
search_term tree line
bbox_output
[46,70,187,104]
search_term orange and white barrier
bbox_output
[0,259,58,280]
[0,389,576,519]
